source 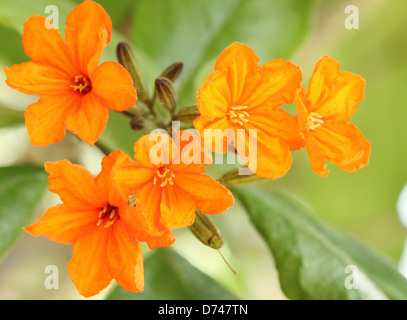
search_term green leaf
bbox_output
[0,166,48,261]
[106,248,238,300]
[232,185,407,300]
[0,106,25,128]
[131,0,314,106]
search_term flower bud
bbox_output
[189,210,223,249]
[155,77,177,113]
[175,104,200,123]
[129,116,145,131]
[160,62,183,83]
[116,42,150,104]
[219,168,268,187]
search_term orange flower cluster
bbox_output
[194,42,371,178]
[6,1,370,298]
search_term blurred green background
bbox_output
[0,0,406,299]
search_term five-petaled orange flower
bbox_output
[193,42,303,179]
[113,132,234,233]
[5,0,137,146]
[24,150,175,298]
[294,56,371,177]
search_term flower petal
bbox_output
[113,156,155,198]
[120,205,175,249]
[95,150,129,207]
[303,132,329,177]
[23,203,98,244]
[248,108,304,151]
[307,56,366,121]
[133,133,176,168]
[175,173,234,215]
[67,227,112,298]
[24,93,79,146]
[45,160,105,208]
[22,15,77,76]
[91,61,137,111]
[235,129,292,179]
[107,222,144,293]
[241,58,302,109]
[197,70,230,121]
[294,87,311,132]
[310,122,371,173]
[5,62,72,95]
[64,0,112,74]
[193,115,232,154]
[169,130,208,173]
[136,183,167,234]
[214,42,260,104]
[66,93,109,146]
[160,184,196,228]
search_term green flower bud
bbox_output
[116,42,150,105]
[219,168,268,187]
[155,77,177,113]
[160,62,183,83]
[175,104,200,123]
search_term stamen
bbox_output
[97,205,119,228]
[227,105,249,126]
[71,75,92,94]
[154,166,175,187]
[306,112,324,131]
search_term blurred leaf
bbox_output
[0,106,25,128]
[0,25,27,64]
[0,166,48,261]
[131,0,314,106]
[232,185,407,300]
[106,248,238,300]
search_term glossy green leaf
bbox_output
[131,0,314,106]
[106,248,238,300]
[0,166,48,261]
[232,185,407,300]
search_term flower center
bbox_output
[97,205,119,228]
[153,166,175,187]
[227,105,250,126]
[71,75,92,94]
[306,112,324,131]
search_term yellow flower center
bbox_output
[71,75,92,94]
[227,105,250,126]
[153,166,175,187]
[306,112,324,131]
[97,205,119,228]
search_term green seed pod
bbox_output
[189,210,223,249]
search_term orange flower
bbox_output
[193,42,303,179]
[5,0,137,146]
[294,56,371,177]
[23,150,174,298]
[113,132,234,233]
